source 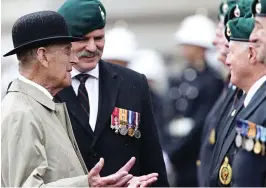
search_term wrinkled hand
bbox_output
[88,157,136,187]
[127,173,159,187]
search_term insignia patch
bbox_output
[256,0,262,14]
[219,156,232,185]
[234,5,240,17]
[222,3,229,14]
[99,6,105,21]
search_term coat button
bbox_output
[196,160,201,166]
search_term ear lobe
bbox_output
[36,47,49,68]
[248,46,257,65]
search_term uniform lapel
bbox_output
[56,86,94,138]
[215,87,237,125]
[209,94,245,183]
[91,61,123,146]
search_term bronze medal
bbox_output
[219,157,232,185]
[128,128,135,137]
[254,140,262,154]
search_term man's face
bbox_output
[71,28,105,72]
[212,20,229,66]
[226,41,250,87]
[250,17,266,63]
[46,43,76,89]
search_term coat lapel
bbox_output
[215,87,237,125]
[92,61,123,146]
[56,86,94,138]
[209,94,245,182]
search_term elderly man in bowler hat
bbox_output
[56,0,169,186]
[1,10,144,187]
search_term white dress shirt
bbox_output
[18,75,53,100]
[71,64,99,131]
[244,75,266,107]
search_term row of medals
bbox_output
[111,121,141,139]
[235,132,265,156]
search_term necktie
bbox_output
[75,73,90,119]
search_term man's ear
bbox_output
[248,45,257,65]
[36,47,49,68]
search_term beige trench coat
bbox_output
[1,79,89,187]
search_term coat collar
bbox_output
[8,79,55,111]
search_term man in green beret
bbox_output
[250,0,266,64]
[55,0,169,187]
[197,0,247,186]
[208,16,266,186]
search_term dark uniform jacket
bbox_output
[208,81,266,187]
[198,84,238,186]
[166,64,224,186]
[56,60,169,187]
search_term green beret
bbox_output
[223,0,253,26]
[251,0,266,16]
[219,0,239,20]
[58,0,106,37]
[225,17,255,42]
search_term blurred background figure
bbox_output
[128,49,174,185]
[1,37,20,100]
[164,13,224,187]
[102,25,138,67]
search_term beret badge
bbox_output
[256,0,262,14]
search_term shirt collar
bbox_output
[71,63,99,79]
[18,75,53,100]
[244,75,266,107]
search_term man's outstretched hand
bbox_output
[88,157,136,187]
[88,157,158,187]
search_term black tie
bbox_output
[75,74,90,119]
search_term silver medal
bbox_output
[245,138,254,152]
[119,126,128,135]
[134,130,141,139]
[235,133,242,148]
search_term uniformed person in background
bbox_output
[165,13,224,186]
[209,11,266,186]
[197,0,253,186]
[102,26,138,67]
[128,49,175,185]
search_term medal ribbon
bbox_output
[247,121,256,138]
[261,126,266,143]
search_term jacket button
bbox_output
[92,152,97,157]
[196,160,201,166]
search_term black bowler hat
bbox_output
[3,10,82,57]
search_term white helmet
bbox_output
[128,49,168,95]
[102,27,137,63]
[174,14,216,49]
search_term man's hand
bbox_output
[127,173,159,187]
[88,157,136,187]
